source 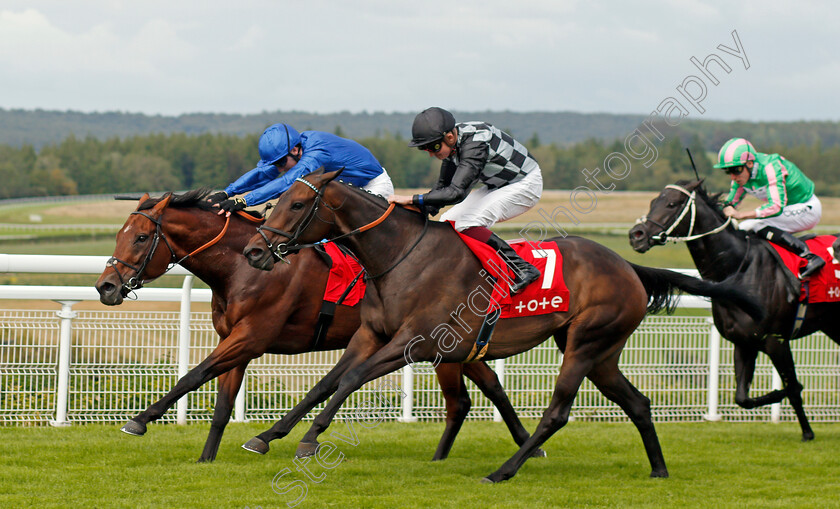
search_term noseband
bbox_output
[636,184,732,244]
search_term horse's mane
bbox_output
[334,179,391,209]
[674,179,728,223]
[673,179,753,252]
[138,188,216,211]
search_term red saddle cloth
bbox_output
[768,235,840,303]
[322,242,366,306]
[452,228,570,318]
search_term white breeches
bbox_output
[738,195,822,233]
[441,169,543,231]
[363,168,395,198]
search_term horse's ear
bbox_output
[152,192,173,213]
[686,179,705,192]
[138,193,151,206]
[310,167,343,187]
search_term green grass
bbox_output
[1,421,838,508]
[0,201,125,225]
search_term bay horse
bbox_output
[240,170,763,482]
[94,189,543,462]
[629,179,840,441]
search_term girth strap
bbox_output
[311,268,366,350]
[464,307,501,363]
[790,280,809,339]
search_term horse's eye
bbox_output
[136,234,149,243]
[291,202,305,211]
[667,202,677,208]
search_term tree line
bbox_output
[1,129,840,200]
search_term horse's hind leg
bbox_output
[764,338,814,441]
[587,358,668,478]
[198,363,248,463]
[462,361,546,458]
[733,342,814,441]
[431,363,471,461]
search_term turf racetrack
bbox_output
[1,421,838,508]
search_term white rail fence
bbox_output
[1,254,838,426]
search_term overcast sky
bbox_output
[1,1,837,122]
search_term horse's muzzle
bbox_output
[244,244,275,271]
[628,224,653,253]
[95,279,124,305]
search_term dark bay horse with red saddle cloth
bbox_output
[630,179,840,441]
[241,170,763,482]
[94,189,541,462]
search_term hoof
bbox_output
[530,448,547,458]
[481,471,508,484]
[802,434,815,442]
[120,420,147,436]
[650,469,669,478]
[242,437,270,455]
[295,441,319,458]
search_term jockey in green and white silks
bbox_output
[716,137,824,278]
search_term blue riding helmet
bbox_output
[258,123,301,166]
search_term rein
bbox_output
[256,177,398,263]
[637,184,732,244]
[108,206,252,295]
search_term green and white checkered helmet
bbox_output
[714,138,757,169]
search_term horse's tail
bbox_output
[629,263,764,321]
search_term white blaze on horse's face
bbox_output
[123,225,132,234]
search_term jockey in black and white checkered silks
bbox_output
[388,107,543,294]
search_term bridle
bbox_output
[255,177,400,265]
[106,210,179,295]
[636,184,732,244]
[107,206,234,296]
[255,177,331,263]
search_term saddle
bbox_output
[452,228,570,318]
[763,234,840,303]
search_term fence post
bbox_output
[771,368,782,423]
[398,364,417,422]
[234,381,246,423]
[176,276,194,425]
[51,300,79,427]
[704,317,722,421]
[493,358,505,422]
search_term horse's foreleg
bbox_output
[765,338,814,441]
[122,332,260,436]
[587,357,668,478]
[197,363,248,463]
[295,337,411,458]
[482,353,592,484]
[430,363,470,461]
[244,326,384,455]
[463,361,545,457]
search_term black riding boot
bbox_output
[758,226,825,279]
[486,233,541,294]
